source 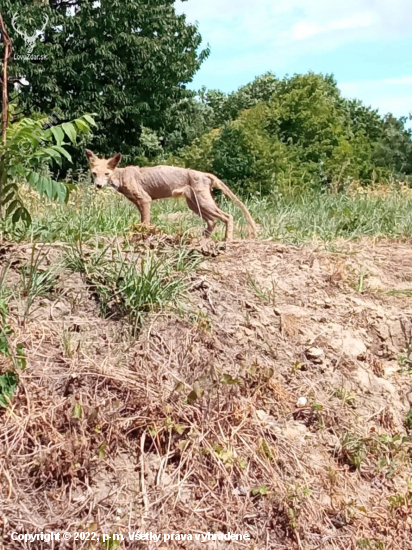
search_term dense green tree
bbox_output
[160,94,213,154]
[1,0,209,160]
[199,72,278,128]
[266,74,345,154]
[174,72,412,195]
[2,0,411,194]
[345,99,384,142]
[373,114,412,176]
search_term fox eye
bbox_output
[105,172,110,176]
[92,172,97,177]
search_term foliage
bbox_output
[161,97,215,154]
[165,73,279,158]
[174,73,412,195]
[0,110,95,225]
[373,114,412,175]
[4,0,410,188]
[0,371,18,408]
[199,72,279,127]
[2,0,209,161]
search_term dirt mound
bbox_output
[1,238,412,549]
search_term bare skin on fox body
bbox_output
[85,150,257,241]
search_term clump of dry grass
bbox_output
[346,180,412,199]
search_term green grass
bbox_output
[4,184,412,245]
[18,245,62,320]
[247,273,277,305]
[246,191,412,243]
[387,289,412,297]
[64,242,201,333]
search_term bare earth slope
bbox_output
[1,238,412,549]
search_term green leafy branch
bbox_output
[0,113,96,225]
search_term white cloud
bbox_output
[290,21,321,41]
[291,12,379,41]
[175,0,412,117]
[383,76,412,86]
[176,0,410,49]
[340,75,412,96]
[339,76,412,117]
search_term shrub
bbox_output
[173,73,412,196]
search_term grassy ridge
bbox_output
[4,183,412,244]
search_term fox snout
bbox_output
[94,177,109,188]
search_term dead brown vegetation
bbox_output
[1,237,412,549]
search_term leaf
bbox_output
[221,373,241,385]
[187,390,198,405]
[173,423,185,435]
[44,178,53,198]
[0,300,8,321]
[53,145,72,162]
[16,343,27,371]
[32,175,68,202]
[52,180,68,202]
[42,128,52,140]
[0,372,18,408]
[35,176,48,196]
[21,209,32,226]
[260,439,274,460]
[0,331,10,356]
[44,147,63,166]
[252,485,268,496]
[98,442,107,459]
[8,163,29,177]
[82,114,97,127]
[62,122,77,144]
[193,380,204,396]
[102,536,120,550]
[27,171,40,186]
[75,119,90,133]
[12,208,23,224]
[73,402,83,418]
[6,200,19,217]
[3,191,16,205]
[50,126,65,146]
[291,361,302,374]
[2,183,17,195]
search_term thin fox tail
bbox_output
[208,175,257,239]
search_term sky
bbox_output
[175,0,412,119]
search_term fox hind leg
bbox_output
[211,206,233,241]
[185,192,233,241]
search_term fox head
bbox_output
[85,150,122,189]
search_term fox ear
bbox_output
[85,149,98,163]
[107,153,122,170]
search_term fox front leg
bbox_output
[136,200,151,226]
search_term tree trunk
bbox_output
[0,11,12,222]
[0,11,11,145]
